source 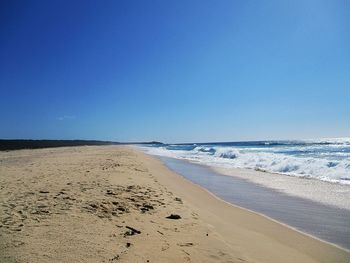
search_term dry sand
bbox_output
[0,146,349,263]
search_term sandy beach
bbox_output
[1,146,349,263]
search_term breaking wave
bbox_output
[140,139,350,185]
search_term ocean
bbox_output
[139,138,350,185]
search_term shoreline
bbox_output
[157,156,350,251]
[215,166,350,210]
[137,145,350,210]
[134,148,350,261]
[1,146,349,262]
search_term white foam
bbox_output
[139,144,350,185]
[215,166,350,210]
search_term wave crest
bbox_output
[140,143,350,185]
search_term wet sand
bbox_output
[1,146,349,262]
[161,157,350,250]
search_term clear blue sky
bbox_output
[1,0,349,143]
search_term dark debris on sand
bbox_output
[166,214,181,220]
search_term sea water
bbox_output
[139,138,350,185]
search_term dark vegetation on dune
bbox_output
[0,140,118,151]
[0,140,163,151]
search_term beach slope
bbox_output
[0,146,349,262]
